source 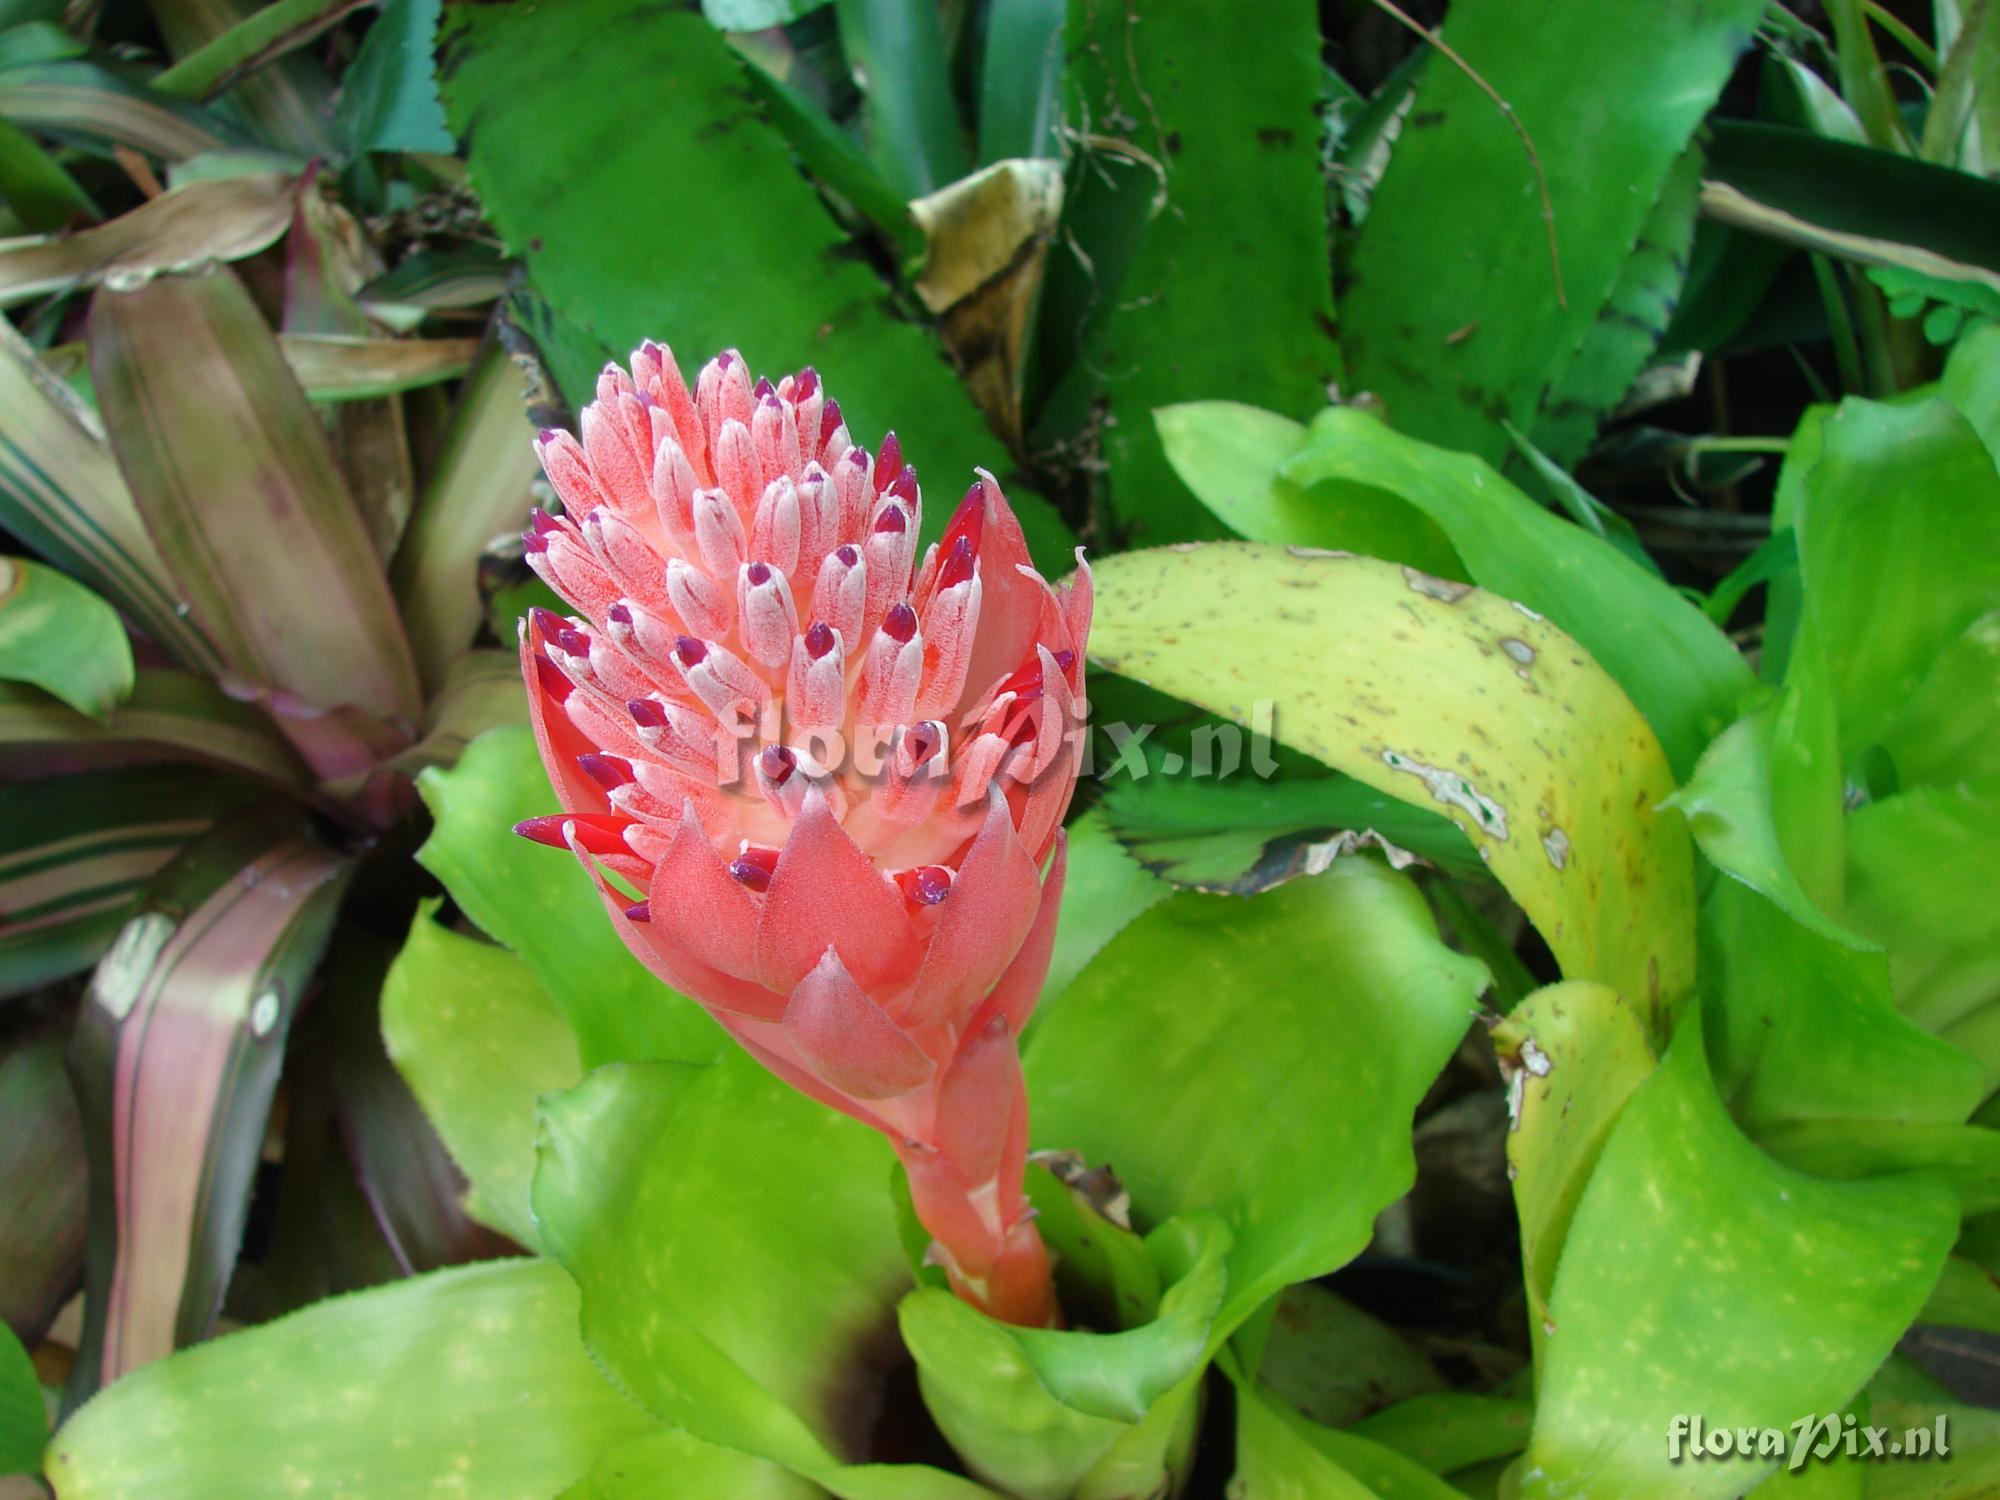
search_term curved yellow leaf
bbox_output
[1086,543,1694,1026]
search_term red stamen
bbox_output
[533,654,574,703]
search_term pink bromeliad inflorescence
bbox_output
[514,341,1089,1328]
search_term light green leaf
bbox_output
[1279,406,1755,780]
[416,725,725,1070]
[335,0,453,154]
[1038,808,1168,1012]
[1877,609,2000,791]
[1087,542,1693,1023]
[1791,398,2000,765]
[1844,782,2000,1034]
[1516,1010,1959,1498]
[1340,0,1763,466]
[1254,1284,1444,1430]
[976,0,1063,163]
[0,671,309,790]
[559,1426,821,1499]
[1027,859,1487,1338]
[831,0,967,199]
[44,1260,658,1499]
[0,1322,43,1476]
[1235,1382,1466,1499]
[900,1213,1225,1499]
[381,901,580,1250]
[1348,1392,1531,1479]
[0,557,131,719]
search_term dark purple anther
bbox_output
[529,606,564,639]
[906,721,942,764]
[578,753,634,789]
[675,636,709,667]
[730,853,775,891]
[872,504,907,535]
[890,466,920,504]
[913,866,951,905]
[746,561,773,586]
[753,376,776,400]
[796,367,819,400]
[804,621,836,659]
[759,745,796,786]
[876,432,902,487]
[624,901,652,924]
[821,399,845,449]
[608,602,633,629]
[835,544,859,567]
[939,534,976,590]
[882,602,918,643]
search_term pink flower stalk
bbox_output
[514,342,1089,1327]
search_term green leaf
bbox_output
[415,724,725,1069]
[1844,782,2000,1036]
[1339,0,1764,466]
[532,1055,992,1497]
[1875,608,2000,794]
[1235,1382,1466,1499]
[381,901,581,1250]
[1153,401,1459,578]
[1665,668,1872,950]
[1254,1283,1444,1430]
[0,314,219,673]
[387,341,540,692]
[0,671,309,790]
[147,0,337,157]
[703,0,829,27]
[560,1426,821,1500]
[832,0,969,198]
[438,0,1074,573]
[1515,1009,1959,1498]
[898,1213,1225,1498]
[0,1027,85,1343]
[1097,763,1483,892]
[0,62,238,163]
[1348,1392,1531,1478]
[90,264,422,722]
[0,1321,42,1476]
[44,1260,658,1499]
[0,557,130,719]
[1701,122,2000,301]
[1086,542,1694,1023]
[1942,320,2000,463]
[1047,0,1337,542]
[1278,406,1756,781]
[976,0,1063,163]
[66,806,351,1396]
[1038,807,1168,1010]
[1027,859,1487,1339]
[0,114,96,231]
[1863,1356,2000,1499]
[1490,981,1656,1366]
[334,0,452,155]
[0,765,255,998]
[1790,397,2000,767]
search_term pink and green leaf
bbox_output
[0,672,309,789]
[89,264,423,722]
[65,805,352,1394]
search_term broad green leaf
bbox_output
[44,1260,657,1499]
[1086,543,1694,1022]
[66,807,351,1395]
[560,1426,820,1500]
[0,62,238,162]
[0,1028,84,1343]
[1703,880,1984,1139]
[388,341,540,692]
[1340,0,1764,466]
[1046,0,1336,542]
[1844,782,2000,1034]
[0,316,218,672]
[1665,667,1870,949]
[382,901,581,1250]
[1153,401,1459,579]
[1702,122,2000,301]
[333,0,453,154]
[1863,1356,2000,1499]
[1942,320,2000,462]
[1234,1382,1465,1499]
[1348,1393,1532,1478]
[1038,807,1168,1011]
[0,170,294,308]
[532,1055,993,1497]
[1790,398,2000,765]
[0,766,254,998]
[1754,1119,2000,1218]
[0,557,130,718]
[1278,407,1755,780]
[438,0,1073,572]
[1028,859,1487,1338]
[900,1213,1223,1499]
[832,0,968,198]
[1490,981,1655,1367]
[976,0,1063,163]
[90,264,422,722]
[0,672,308,790]
[416,724,724,1069]
[1877,609,2000,790]
[1515,1010,1959,1498]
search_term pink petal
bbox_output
[756,788,917,993]
[782,946,936,1099]
[897,788,1040,1028]
[972,831,1066,1035]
